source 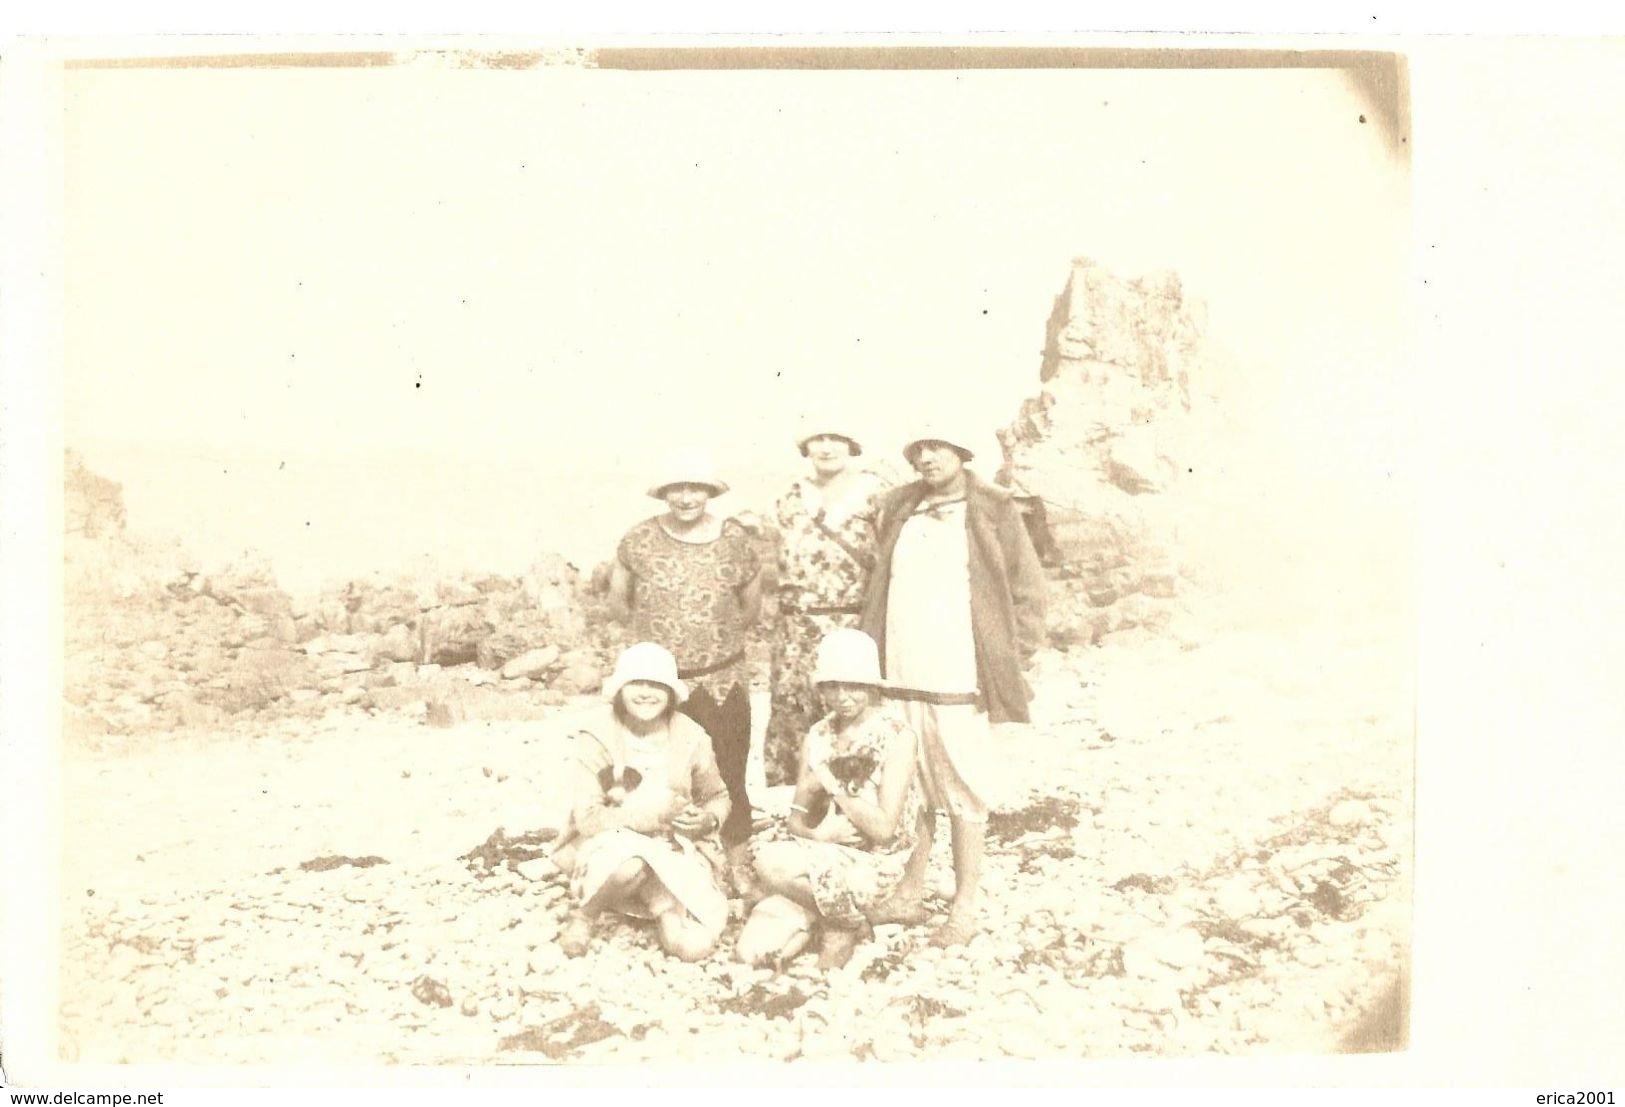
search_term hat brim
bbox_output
[811,674,891,690]
[903,438,974,463]
[604,671,690,707]
[796,433,863,458]
[648,480,729,499]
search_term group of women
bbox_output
[549,423,1048,968]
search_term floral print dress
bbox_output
[763,471,888,785]
[787,708,922,927]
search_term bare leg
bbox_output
[725,841,760,902]
[752,843,821,912]
[736,895,817,968]
[931,816,984,947]
[865,811,934,925]
[817,922,871,970]
[750,842,872,967]
[657,912,723,961]
[641,883,722,962]
[581,858,651,917]
[561,858,653,958]
[763,874,820,914]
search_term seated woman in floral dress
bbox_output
[740,629,921,969]
[552,642,733,962]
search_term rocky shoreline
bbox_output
[59,618,1410,1065]
[57,257,1410,1064]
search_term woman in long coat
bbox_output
[859,429,1045,946]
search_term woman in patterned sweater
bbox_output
[609,449,764,886]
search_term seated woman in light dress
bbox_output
[739,629,921,970]
[551,642,733,962]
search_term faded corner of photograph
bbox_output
[56,42,1413,1069]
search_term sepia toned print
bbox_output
[53,42,1412,1067]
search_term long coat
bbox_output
[859,470,1047,724]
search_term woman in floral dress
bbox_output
[745,629,921,969]
[762,427,889,786]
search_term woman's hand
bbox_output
[670,802,719,839]
[817,812,866,848]
[615,786,684,835]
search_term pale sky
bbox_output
[62,61,1410,595]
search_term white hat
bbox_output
[647,448,730,500]
[811,628,886,687]
[902,428,975,463]
[795,419,864,458]
[604,641,689,705]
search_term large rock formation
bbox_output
[998,258,1213,646]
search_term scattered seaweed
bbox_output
[715,985,810,1020]
[460,826,560,877]
[498,1002,623,1058]
[1112,872,1177,895]
[987,795,1082,843]
[409,975,453,1008]
[299,854,388,873]
[859,946,909,984]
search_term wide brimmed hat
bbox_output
[647,448,730,500]
[811,628,886,687]
[795,420,863,458]
[604,641,689,706]
[902,429,974,463]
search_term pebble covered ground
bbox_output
[59,614,1410,1066]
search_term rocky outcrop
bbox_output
[66,449,128,538]
[998,259,1212,646]
[62,454,609,742]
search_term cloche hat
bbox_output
[604,641,689,706]
[647,448,730,500]
[902,427,975,463]
[811,628,887,687]
[795,418,864,458]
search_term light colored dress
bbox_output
[777,709,922,927]
[763,471,888,785]
[884,498,1001,821]
[557,707,731,936]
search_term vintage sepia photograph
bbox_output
[40,40,1414,1069]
